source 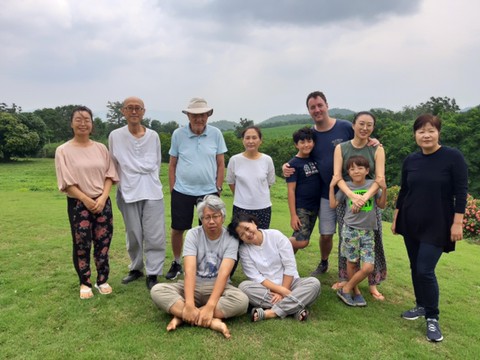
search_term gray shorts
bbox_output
[291,208,318,241]
[318,197,336,235]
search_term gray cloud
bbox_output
[162,0,422,27]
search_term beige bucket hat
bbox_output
[182,97,214,116]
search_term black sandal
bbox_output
[295,308,309,322]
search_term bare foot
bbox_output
[210,318,231,339]
[166,316,183,332]
[331,281,346,290]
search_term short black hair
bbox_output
[346,155,370,170]
[292,127,315,144]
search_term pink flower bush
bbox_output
[463,194,480,239]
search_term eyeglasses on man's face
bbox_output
[124,106,145,112]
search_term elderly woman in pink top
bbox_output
[55,106,118,299]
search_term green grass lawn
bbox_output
[1,159,479,359]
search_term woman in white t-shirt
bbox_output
[55,106,118,300]
[226,126,275,229]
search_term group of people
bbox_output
[55,91,468,343]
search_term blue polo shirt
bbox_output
[169,124,227,196]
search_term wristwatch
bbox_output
[216,186,223,192]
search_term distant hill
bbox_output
[258,108,355,127]
[209,120,237,131]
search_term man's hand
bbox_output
[196,304,215,328]
[282,163,295,178]
[182,303,200,325]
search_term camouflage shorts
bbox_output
[340,224,375,264]
[291,208,318,241]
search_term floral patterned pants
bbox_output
[67,197,113,287]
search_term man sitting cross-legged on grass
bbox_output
[150,195,248,339]
[330,155,386,307]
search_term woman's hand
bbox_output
[82,197,97,212]
[348,193,364,213]
[391,221,397,234]
[269,292,285,304]
[91,196,107,214]
[450,223,464,242]
[330,174,341,188]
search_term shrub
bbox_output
[382,185,400,222]
[463,194,480,239]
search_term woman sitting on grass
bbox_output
[227,214,320,322]
[55,106,118,299]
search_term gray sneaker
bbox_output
[426,318,443,342]
[310,260,328,276]
[401,306,425,320]
[353,294,367,307]
[337,289,355,306]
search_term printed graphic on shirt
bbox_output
[303,161,319,177]
[347,189,373,211]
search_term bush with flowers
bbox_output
[463,194,480,240]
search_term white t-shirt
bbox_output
[226,153,275,209]
[108,126,163,203]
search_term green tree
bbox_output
[234,118,254,138]
[0,102,22,113]
[0,113,40,161]
[417,96,460,116]
[34,105,82,142]
[92,117,107,141]
[17,112,48,150]
[106,101,125,134]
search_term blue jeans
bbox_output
[403,236,443,319]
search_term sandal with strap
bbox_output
[80,285,94,300]
[95,283,113,295]
[295,308,309,322]
[370,290,385,301]
[251,307,266,322]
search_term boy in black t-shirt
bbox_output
[286,127,321,252]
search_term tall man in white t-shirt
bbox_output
[109,96,166,290]
[166,98,227,280]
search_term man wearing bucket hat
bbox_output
[166,97,227,280]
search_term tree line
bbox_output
[1,96,479,196]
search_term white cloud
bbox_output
[1,0,478,123]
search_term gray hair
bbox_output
[197,195,227,220]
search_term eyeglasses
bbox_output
[73,118,92,124]
[124,106,144,112]
[202,214,223,222]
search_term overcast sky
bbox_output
[1,0,479,124]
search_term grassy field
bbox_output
[1,159,479,359]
